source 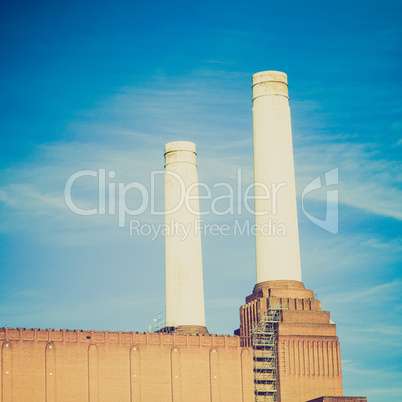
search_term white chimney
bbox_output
[164,141,207,334]
[252,71,302,283]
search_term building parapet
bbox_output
[0,327,241,347]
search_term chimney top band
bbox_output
[165,141,197,166]
[252,71,289,101]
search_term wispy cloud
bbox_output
[295,140,402,220]
[0,184,66,214]
[0,288,163,332]
[342,359,402,397]
[325,279,402,304]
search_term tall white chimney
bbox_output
[252,71,302,283]
[164,141,207,334]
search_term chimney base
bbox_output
[247,280,314,302]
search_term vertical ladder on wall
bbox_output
[252,309,281,402]
[151,311,166,332]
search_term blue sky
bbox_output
[1,0,401,400]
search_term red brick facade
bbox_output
[0,328,254,401]
[239,280,344,402]
[0,281,368,401]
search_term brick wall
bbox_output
[239,280,344,402]
[0,328,254,402]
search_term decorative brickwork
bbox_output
[239,280,343,402]
[0,328,254,401]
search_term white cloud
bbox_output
[294,140,402,220]
[325,279,402,304]
[0,184,66,214]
